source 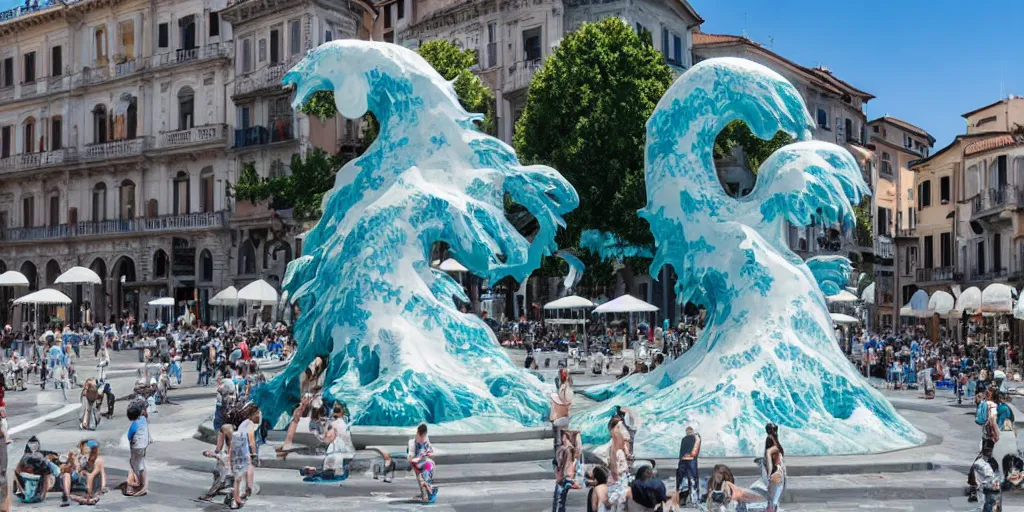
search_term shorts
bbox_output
[130,448,147,475]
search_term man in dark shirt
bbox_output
[676,426,701,505]
[630,465,668,510]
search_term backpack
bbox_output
[976,402,989,426]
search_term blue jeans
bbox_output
[983,491,1001,512]
[677,458,699,502]
[551,478,572,512]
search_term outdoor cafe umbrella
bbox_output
[544,295,595,352]
[238,279,279,324]
[927,291,956,317]
[860,282,875,304]
[981,283,1014,313]
[14,288,72,329]
[592,295,659,353]
[54,266,102,285]
[827,290,859,303]
[955,286,983,315]
[899,289,931,318]
[0,271,29,287]
[148,297,175,307]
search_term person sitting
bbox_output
[705,464,761,512]
[14,438,59,504]
[629,464,672,511]
[299,403,356,482]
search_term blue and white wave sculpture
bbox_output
[577,57,925,456]
[253,41,578,430]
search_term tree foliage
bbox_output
[514,17,673,261]
[713,120,794,175]
[234,148,344,221]
[298,40,495,135]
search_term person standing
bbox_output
[970,443,1001,511]
[125,399,150,497]
[676,426,701,505]
[550,368,573,453]
[552,429,581,512]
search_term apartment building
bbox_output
[0,0,368,327]
[866,117,935,327]
[385,0,703,144]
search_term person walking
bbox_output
[971,443,1001,512]
[552,429,581,512]
[96,342,110,384]
[676,426,701,506]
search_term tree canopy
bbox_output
[234,148,344,221]
[713,120,794,175]
[513,17,672,255]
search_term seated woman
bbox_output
[14,440,59,504]
[60,440,105,504]
[299,403,355,482]
[705,464,762,512]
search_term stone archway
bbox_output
[89,258,108,325]
[112,255,138,322]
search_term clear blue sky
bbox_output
[691,0,1024,149]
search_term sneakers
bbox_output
[427,487,439,503]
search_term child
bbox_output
[199,424,234,501]
[125,399,150,497]
[409,423,438,503]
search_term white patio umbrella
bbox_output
[543,295,595,309]
[54,266,102,285]
[830,313,860,324]
[860,282,875,304]
[237,279,279,304]
[438,258,468,273]
[148,297,176,307]
[0,271,29,287]
[827,290,859,303]
[592,295,659,314]
[981,283,1014,313]
[927,291,956,316]
[209,286,239,306]
[956,286,983,315]
[14,288,72,305]
[899,289,931,318]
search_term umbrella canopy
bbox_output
[1015,294,1024,320]
[927,291,956,316]
[14,288,72,305]
[238,280,279,304]
[830,313,860,324]
[148,297,175,307]
[593,295,659,314]
[860,282,875,304]
[209,286,239,306]
[981,283,1014,313]
[899,289,931,318]
[956,286,983,314]
[0,271,29,287]
[827,290,859,303]
[54,266,102,285]
[438,258,468,273]
[544,295,595,310]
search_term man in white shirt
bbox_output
[970,444,1000,510]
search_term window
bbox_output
[1,126,10,158]
[173,171,190,215]
[903,134,912,149]
[816,108,829,129]
[994,233,1003,272]
[50,117,61,150]
[398,0,405,19]
[50,46,62,76]
[258,39,266,63]
[270,28,281,64]
[918,180,931,208]
[153,250,168,278]
[324,24,333,43]
[2,58,12,87]
[905,246,916,275]
[94,26,107,62]
[635,23,652,45]
[200,167,214,213]
[209,11,220,37]
[940,232,952,267]
[996,155,1008,189]
[844,118,853,141]
[384,6,392,28]
[158,23,169,48]
[487,22,497,68]
[872,125,879,133]
[23,52,35,83]
[923,235,934,269]
[177,87,194,130]
[120,179,135,220]
[238,105,251,129]
[118,20,135,60]
[22,119,34,154]
[241,38,252,72]
[940,176,950,203]
[92,104,108,144]
[179,15,196,51]
[200,250,213,281]
[881,152,892,177]
[22,196,34,228]
[672,35,682,64]
[92,183,106,221]
[977,241,986,275]
[289,19,301,55]
[977,116,997,127]
[661,28,669,57]
[908,207,915,229]
[522,27,542,61]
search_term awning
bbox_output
[830,313,860,324]
[956,286,983,315]
[592,295,659,314]
[981,283,1014,313]
[544,295,595,310]
[827,290,859,303]
[860,282,875,304]
[14,288,72,305]
[899,289,931,318]
[927,291,955,316]
[148,297,175,307]
[210,286,239,306]
[438,258,468,273]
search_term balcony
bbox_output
[0,148,78,173]
[73,66,110,88]
[972,186,1017,217]
[874,238,895,260]
[159,124,228,149]
[233,57,294,97]
[970,267,1008,282]
[234,126,269,148]
[915,266,958,284]
[504,59,541,94]
[894,228,916,239]
[114,58,138,77]
[20,81,38,98]
[47,74,69,93]
[153,42,230,69]
[83,137,152,161]
[2,212,228,242]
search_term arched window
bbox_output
[153,249,169,278]
[238,240,256,275]
[92,182,107,221]
[120,179,136,220]
[20,261,37,291]
[178,87,194,130]
[22,117,35,154]
[146,198,159,218]
[45,259,61,285]
[199,167,214,213]
[200,249,213,281]
[173,171,190,215]
[92,105,108,144]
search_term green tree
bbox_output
[514,17,673,259]
[298,40,495,136]
[713,120,794,175]
[233,148,344,221]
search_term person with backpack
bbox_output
[970,386,1000,502]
